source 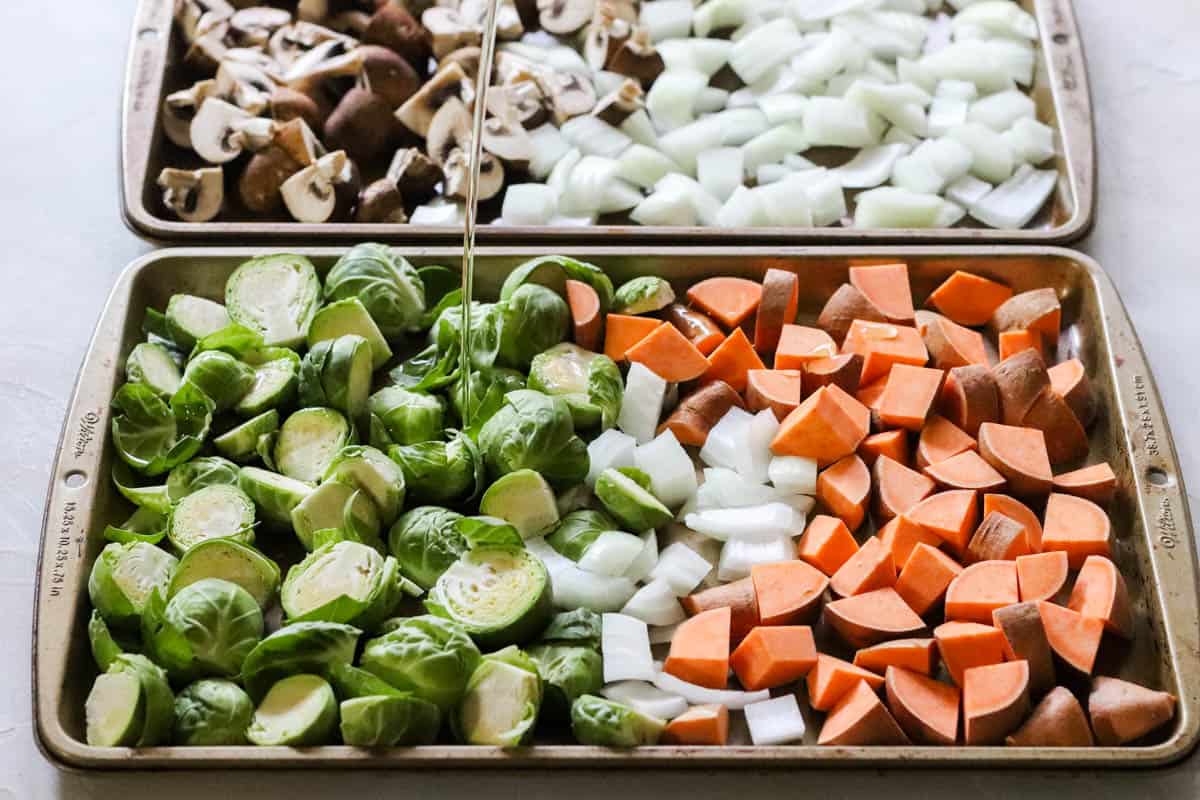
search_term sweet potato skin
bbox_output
[1006,686,1094,747]
[1088,676,1177,746]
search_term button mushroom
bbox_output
[592,77,643,126]
[427,97,505,201]
[356,178,408,223]
[269,85,328,132]
[227,6,292,48]
[537,0,595,35]
[386,147,442,204]
[190,98,259,163]
[185,19,232,73]
[395,61,470,137]
[281,150,358,222]
[538,69,597,124]
[237,117,322,213]
[583,4,633,72]
[482,94,535,168]
[363,3,432,75]
[175,0,234,46]
[422,6,480,60]
[157,166,225,222]
[162,79,217,149]
[607,27,664,85]
[268,21,356,70]
[361,44,421,108]
[324,86,397,163]
[215,60,276,115]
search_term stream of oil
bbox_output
[457,0,503,429]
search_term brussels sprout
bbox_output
[387,432,481,506]
[309,297,394,370]
[166,456,240,503]
[165,294,231,350]
[328,661,405,700]
[88,610,125,672]
[454,516,523,549]
[213,409,280,462]
[500,255,614,313]
[432,300,503,371]
[479,469,559,539]
[539,608,603,649]
[275,407,351,483]
[240,621,361,701]
[450,366,525,431]
[426,546,552,650]
[126,342,182,397]
[168,484,257,552]
[340,694,442,747]
[324,243,426,337]
[141,579,264,679]
[529,344,623,430]
[388,342,460,392]
[112,461,171,514]
[478,390,590,487]
[181,351,256,411]
[111,382,213,476]
[246,673,338,746]
[191,323,266,359]
[359,615,481,712]
[290,480,383,552]
[173,679,254,745]
[323,445,406,524]
[86,653,175,747]
[456,646,543,746]
[88,541,178,628]
[281,541,403,628]
[169,539,281,609]
[546,509,619,562]
[417,264,459,307]
[235,354,298,417]
[569,695,665,747]
[238,465,313,525]
[614,276,676,315]
[594,468,672,531]
[298,335,374,422]
[225,254,321,348]
[103,506,167,545]
[369,386,444,446]
[387,506,466,590]
[497,284,570,371]
[529,644,603,720]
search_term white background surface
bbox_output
[2,1,1198,797]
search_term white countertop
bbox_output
[2,1,1198,796]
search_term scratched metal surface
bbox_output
[1,0,1199,797]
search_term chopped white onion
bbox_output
[527,124,572,179]
[968,163,1056,229]
[892,136,973,193]
[768,455,818,495]
[634,429,699,508]
[652,667,771,708]
[647,70,709,132]
[883,125,921,148]
[944,173,992,207]
[744,695,807,744]
[716,185,767,227]
[501,183,558,226]
[601,681,687,721]
[792,0,877,23]
[546,148,582,196]
[730,18,806,84]
[800,171,850,226]
[835,143,910,188]
[624,530,659,583]
[756,163,792,185]
[699,406,754,469]
[620,109,660,148]
[757,94,810,125]
[742,123,811,173]
[528,538,639,612]
[655,174,723,225]
[846,79,931,137]
[630,190,698,227]
[744,409,780,483]
[919,40,1015,94]
[697,148,746,202]
[853,186,950,228]
[639,0,693,42]
[792,29,861,84]
[968,89,1035,132]
[658,117,725,174]
[949,122,1014,183]
[621,580,686,626]
[953,1,1038,41]
[926,95,968,137]
[650,543,714,595]
[711,108,771,146]
[717,534,797,580]
[784,152,819,170]
[579,530,648,577]
[618,362,668,444]
[697,467,781,508]
[616,144,682,189]
[560,116,633,159]
[751,175,817,226]
[603,613,656,683]
[936,78,979,101]
[685,502,804,542]
[587,428,638,487]
[803,96,884,148]
[832,10,930,61]
[1004,117,1055,165]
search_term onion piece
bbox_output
[685,502,803,542]
[603,613,655,683]
[630,190,698,227]
[620,109,660,148]
[846,79,930,137]
[968,89,1035,132]
[731,19,806,84]
[696,87,730,114]
[601,681,687,721]
[948,122,1014,183]
[579,530,649,577]
[710,108,771,146]
[657,38,733,77]
[968,163,1055,229]
[716,185,768,227]
[742,123,811,173]
[560,156,642,215]
[924,10,953,54]
[944,173,992,208]
[743,408,780,483]
[697,148,746,203]
[832,11,928,61]
[853,186,951,228]
[560,116,633,159]
[700,406,754,469]
[639,0,693,42]
[658,117,725,174]
[652,667,771,709]
[755,163,791,185]
[409,200,463,225]
[985,38,1035,87]
[892,136,973,193]
[927,95,968,137]
[635,429,699,508]
[792,29,862,85]
[696,468,780,509]
[528,124,572,179]
[616,144,683,189]
[919,40,1015,94]
[546,148,582,197]
[528,538,639,612]
[621,580,686,626]
[799,171,849,226]
[655,174,722,226]
[587,428,638,486]
[757,94,810,125]
[646,70,709,133]
[744,695,807,744]
[650,543,713,596]
[501,184,558,226]
[953,1,1038,41]
[618,362,668,444]
[768,455,818,495]
[717,534,797,580]
[624,530,659,583]
[803,96,884,148]
[792,0,877,22]
[1003,117,1055,165]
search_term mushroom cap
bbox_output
[324,87,397,164]
[363,3,432,74]
[355,178,408,223]
[395,61,469,137]
[386,148,443,204]
[537,0,595,35]
[190,98,254,163]
[158,166,225,222]
[361,45,421,109]
[163,79,217,149]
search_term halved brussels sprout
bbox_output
[569,694,665,747]
[450,366,525,430]
[290,480,382,552]
[182,351,256,412]
[369,386,444,446]
[213,409,279,462]
[298,335,374,422]
[497,284,570,371]
[308,297,393,370]
[173,678,254,745]
[614,276,676,315]
[88,610,125,672]
[111,382,212,476]
[225,254,321,348]
[235,353,298,417]
[594,467,672,532]
[281,541,403,628]
[499,255,614,313]
[328,661,405,700]
[359,615,480,713]
[169,539,281,610]
[528,343,623,430]
[546,509,619,562]
[340,694,441,747]
[168,483,257,552]
[275,407,351,483]
[240,621,361,701]
[88,541,178,628]
[387,505,466,590]
[539,608,603,649]
[323,445,406,525]
[454,516,523,549]
[478,468,559,539]
[141,579,263,680]
[432,300,504,372]
[479,390,589,488]
[85,653,174,747]
[125,342,182,397]
[456,646,543,747]
[324,243,425,338]
[166,456,240,503]
[165,294,231,349]
[246,673,338,746]
[387,432,480,507]
[103,506,167,545]
[528,643,602,720]
[238,465,312,526]
[426,546,551,650]
[112,461,171,514]
[190,323,265,359]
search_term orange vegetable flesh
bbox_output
[565,279,602,352]
[775,324,837,370]
[924,449,1007,493]
[687,277,763,328]
[662,704,729,746]
[895,542,964,616]
[873,455,936,522]
[603,314,661,361]
[818,454,871,532]
[825,587,926,649]
[849,263,915,325]
[962,660,1030,745]
[1041,492,1112,568]
[1052,462,1117,506]
[878,364,946,431]
[998,329,1043,362]
[854,638,940,676]
[797,515,860,577]
[730,626,817,690]
[859,429,910,468]
[818,678,911,746]
[1015,551,1069,603]
[906,489,979,554]
[664,606,731,689]
[751,560,829,626]
[886,665,961,745]
[983,493,1043,553]
[664,303,724,355]
[926,271,1013,327]
[916,415,977,469]
[746,369,803,421]
[754,268,801,355]
[934,621,1008,686]
[944,560,1019,624]
[830,537,896,598]
[625,321,710,382]
[771,386,865,466]
[807,654,886,712]
[842,320,929,385]
[1068,555,1134,638]
[1037,600,1105,674]
[703,327,766,393]
[878,515,943,573]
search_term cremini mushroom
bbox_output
[537,0,595,35]
[280,150,357,222]
[592,77,643,126]
[607,27,664,85]
[185,19,232,73]
[238,117,322,213]
[386,147,442,204]
[227,6,292,48]
[268,21,355,70]
[269,85,327,132]
[363,3,432,74]
[538,69,597,124]
[190,98,257,162]
[355,178,408,223]
[324,86,397,163]
[283,37,365,89]
[395,61,470,137]
[175,0,234,45]
[583,3,633,71]
[215,60,275,115]
[427,97,505,201]
[422,6,481,60]
[157,166,225,222]
[361,44,421,108]
[482,94,535,168]
[163,79,217,149]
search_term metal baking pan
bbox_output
[34,246,1192,771]
[120,0,1095,244]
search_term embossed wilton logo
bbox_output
[74,411,100,458]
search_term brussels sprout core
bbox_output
[85,672,145,746]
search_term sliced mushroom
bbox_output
[238,118,321,213]
[361,45,421,108]
[421,7,481,60]
[283,38,365,88]
[583,3,633,72]
[537,0,594,35]
[184,20,232,73]
[459,0,524,40]
[439,46,482,78]
[175,0,234,45]
[328,10,372,36]
[538,69,597,124]
[269,85,327,132]
[395,61,469,137]
[281,150,354,222]
[592,77,643,126]
[227,7,291,48]
[190,98,254,163]
[157,166,224,222]
[355,177,408,223]
[269,21,355,70]
[363,3,432,74]
[386,147,442,204]
[494,72,548,128]
[607,27,664,85]
[221,47,287,82]
[215,60,275,115]
[324,86,397,163]
[427,97,505,201]
[482,95,535,168]
[163,79,217,149]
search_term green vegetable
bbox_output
[454,516,523,549]
[173,679,254,745]
[298,335,374,422]
[181,351,255,411]
[111,382,213,476]
[125,342,182,397]
[240,621,361,701]
[417,264,459,307]
[594,468,672,531]
[290,479,383,552]
[112,461,171,514]
[529,644,602,719]
[614,276,676,314]
[238,465,312,526]
[103,506,167,545]
[426,546,551,650]
[539,608,603,649]
[479,468,559,539]
[359,615,481,713]
[327,662,405,699]
[85,654,175,746]
[569,695,665,747]
[432,301,503,371]
[478,390,589,487]
[368,386,444,445]
[225,254,321,348]
[274,407,351,483]
[324,243,425,337]
[497,284,570,371]
[213,409,279,462]
[141,580,263,680]
[281,541,403,628]
[246,673,338,746]
[456,646,543,746]
[387,342,459,392]
[528,343,623,430]
[546,510,619,562]
[323,445,406,524]
[449,366,525,432]
[339,694,441,747]
[499,255,615,312]
[168,483,257,552]
[88,541,178,628]
[308,297,394,370]
[166,456,240,503]
[387,432,481,506]
[387,506,466,590]
[165,294,230,349]
[88,610,125,672]
[190,323,265,359]
[169,539,281,609]
[234,354,298,416]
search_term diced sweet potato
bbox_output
[703,327,766,393]
[664,303,724,355]
[859,429,909,468]
[681,578,760,645]
[927,271,1013,327]
[1048,358,1096,428]
[754,268,801,355]
[963,660,1031,745]
[1041,493,1112,568]
[906,489,980,553]
[818,679,911,745]
[992,348,1050,426]
[771,386,866,466]
[1022,387,1089,466]
[604,314,660,361]
[626,322,711,382]
[660,380,744,446]
[1006,686,1094,747]
[978,423,1053,497]
[966,511,1030,562]
[802,353,864,396]
[1068,555,1134,639]
[751,560,829,626]
[746,369,802,421]
[895,542,963,616]
[939,364,1000,437]
[944,560,1019,624]
[991,288,1061,347]
[662,703,729,745]
[1038,600,1104,675]
[920,312,989,369]
[687,276,762,328]
[818,283,887,344]
[825,587,926,648]
[924,449,1006,493]
[878,364,946,431]
[566,279,602,352]
[1052,463,1117,506]
[934,620,1008,686]
[730,626,817,691]
[774,324,838,370]
[916,415,978,469]
[849,263,915,325]
[873,456,936,523]
[984,493,1044,552]
[843,320,930,385]
[886,665,961,745]
[1015,551,1069,603]
[1088,676,1177,746]
[664,606,731,689]
[818,454,871,532]
[830,537,895,597]
[797,515,860,577]
[992,601,1056,696]
[878,515,943,572]
[807,653,886,712]
[855,638,939,676]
